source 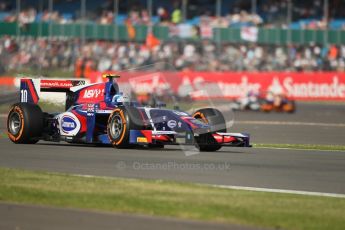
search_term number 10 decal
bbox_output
[21,89,28,102]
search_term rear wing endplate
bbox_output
[20,78,87,104]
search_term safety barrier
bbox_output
[1,22,344,44]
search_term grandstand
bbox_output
[1,0,345,28]
[0,0,344,75]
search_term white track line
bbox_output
[70,173,345,198]
[209,184,345,198]
[254,146,345,152]
[236,120,345,127]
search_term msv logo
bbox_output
[83,89,104,99]
[61,115,77,133]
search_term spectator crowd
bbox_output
[1,0,345,29]
[1,36,345,75]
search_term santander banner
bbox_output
[89,71,345,101]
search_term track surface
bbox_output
[0,202,256,230]
[231,102,345,145]
[0,138,344,194]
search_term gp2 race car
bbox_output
[230,91,295,113]
[7,74,250,152]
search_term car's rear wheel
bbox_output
[192,108,226,152]
[7,103,43,144]
[107,107,145,148]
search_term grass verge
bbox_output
[253,143,345,152]
[0,168,344,230]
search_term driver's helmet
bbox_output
[112,93,130,104]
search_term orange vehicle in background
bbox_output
[260,91,296,113]
[230,90,296,113]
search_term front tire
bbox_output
[192,108,227,152]
[283,101,295,113]
[7,103,43,144]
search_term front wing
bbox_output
[125,130,251,147]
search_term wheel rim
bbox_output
[9,111,21,135]
[110,114,123,139]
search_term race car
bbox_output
[6,74,250,152]
[230,90,262,111]
[260,91,296,113]
[230,90,295,113]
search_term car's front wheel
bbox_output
[192,108,227,152]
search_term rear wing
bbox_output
[20,78,87,104]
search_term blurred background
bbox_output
[0,0,344,104]
[0,0,345,74]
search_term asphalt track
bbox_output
[0,202,256,230]
[0,137,344,194]
[0,102,344,229]
[230,102,345,145]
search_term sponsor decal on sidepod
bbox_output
[59,112,81,136]
[62,116,76,132]
[167,120,177,129]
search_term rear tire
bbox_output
[7,103,43,144]
[107,107,145,148]
[192,108,226,152]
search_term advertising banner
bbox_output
[89,71,345,101]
